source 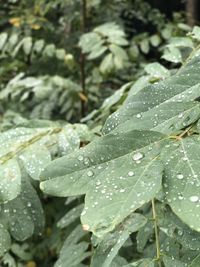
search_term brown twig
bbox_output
[80,0,87,117]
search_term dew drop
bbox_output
[120,189,125,193]
[78,155,84,161]
[81,210,86,216]
[178,113,183,118]
[132,152,144,161]
[189,196,199,203]
[177,173,184,180]
[87,170,94,177]
[96,181,101,186]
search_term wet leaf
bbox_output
[161,136,200,232]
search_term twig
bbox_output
[80,0,87,117]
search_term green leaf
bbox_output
[33,39,45,53]
[2,176,44,241]
[162,47,182,63]
[101,82,132,110]
[190,26,200,41]
[161,26,172,40]
[57,125,80,156]
[110,256,128,266]
[0,33,8,50]
[43,44,55,57]
[128,45,139,60]
[56,49,66,60]
[110,43,128,69]
[167,37,194,49]
[79,32,102,54]
[109,101,200,135]
[140,39,149,54]
[163,256,185,267]
[57,204,84,229]
[40,130,166,236]
[91,213,147,267]
[88,45,107,59]
[23,37,32,55]
[94,23,126,39]
[161,136,200,232]
[128,76,150,97]
[0,224,11,257]
[100,53,114,74]
[125,258,155,267]
[189,254,200,267]
[137,221,153,253]
[0,159,21,203]
[144,63,170,78]
[158,207,200,251]
[8,34,18,50]
[54,225,90,267]
[103,54,200,134]
[19,144,51,180]
[150,34,161,47]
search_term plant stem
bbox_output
[0,128,61,164]
[151,199,162,267]
[80,0,87,117]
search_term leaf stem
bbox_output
[151,199,162,267]
[0,128,61,164]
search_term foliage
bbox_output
[1,0,200,267]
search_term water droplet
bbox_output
[78,155,84,161]
[189,196,199,203]
[84,157,90,165]
[132,152,144,161]
[128,171,134,177]
[81,210,86,216]
[177,173,184,180]
[87,170,94,177]
[178,113,183,118]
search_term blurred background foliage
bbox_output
[0,0,195,123]
[0,0,199,266]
